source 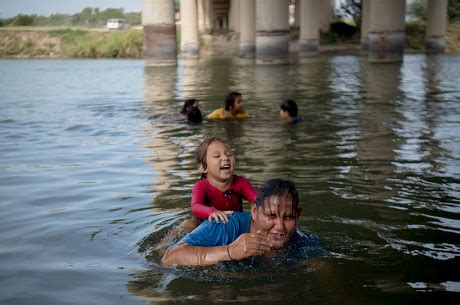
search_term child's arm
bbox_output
[191,181,216,220]
[240,176,258,203]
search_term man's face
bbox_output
[250,195,300,250]
[232,95,244,113]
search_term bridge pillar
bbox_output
[425,0,448,53]
[142,0,177,66]
[319,0,335,33]
[368,0,406,63]
[360,0,370,51]
[198,0,207,32]
[256,0,290,64]
[294,1,300,26]
[229,0,240,32]
[299,0,320,56]
[180,0,199,58]
[239,0,255,57]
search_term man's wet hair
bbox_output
[224,92,242,111]
[254,178,301,215]
[280,100,298,118]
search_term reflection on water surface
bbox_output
[0,55,459,304]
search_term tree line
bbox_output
[336,0,458,28]
[0,7,141,27]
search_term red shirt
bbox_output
[191,175,257,219]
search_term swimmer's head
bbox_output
[280,99,298,118]
[254,178,301,216]
[187,106,202,123]
[181,98,199,115]
[251,178,302,250]
[195,137,232,178]
[224,92,243,112]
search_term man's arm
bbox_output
[161,232,272,266]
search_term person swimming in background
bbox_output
[179,98,202,123]
[207,92,251,120]
[192,136,257,223]
[280,99,304,123]
[186,105,202,123]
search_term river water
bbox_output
[0,55,459,304]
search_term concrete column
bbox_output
[142,0,177,66]
[198,0,206,32]
[239,0,255,57]
[229,0,240,32]
[205,0,214,29]
[425,0,448,53]
[256,0,290,64]
[360,0,370,51]
[180,0,199,58]
[299,0,320,56]
[319,0,334,33]
[294,1,300,26]
[368,0,406,63]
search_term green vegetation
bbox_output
[0,28,143,58]
[0,7,141,28]
[48,28,143,58]
[408,0,459,22]
[405,21,426,50]
[0,4,458,58]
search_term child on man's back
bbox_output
[192,136,257,222]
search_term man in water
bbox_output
[161,178,321,266]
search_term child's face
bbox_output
[201,141,235,183]
[232,96,244,113]
[280,109,290,120]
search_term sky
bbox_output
[0,0,142,18]
[0,0,379,19]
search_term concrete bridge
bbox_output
[142,0,449,66]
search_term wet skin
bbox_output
[200,140,235,190]
[231,95,244,115]
[160,196,301,266]
[250,195,300,250]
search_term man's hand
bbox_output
[227,231,272,260]
[208,210,233,223]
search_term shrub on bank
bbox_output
[47,28,143,58]
[0,28,143,58]
[405,21,426,50]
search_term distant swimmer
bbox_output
[280,99,304,123]
[179,98,202,123]
[207,92,251,120]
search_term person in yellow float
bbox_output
[207,92,250,120]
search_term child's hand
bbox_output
[208,211,233,223]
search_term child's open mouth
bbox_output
[220,164,231,171]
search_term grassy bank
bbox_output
[0,27,143,58]
[0,22,458,59]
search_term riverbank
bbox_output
[1,23,459,59]
[0,27,143,59]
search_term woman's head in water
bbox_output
[251,179,301,250]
